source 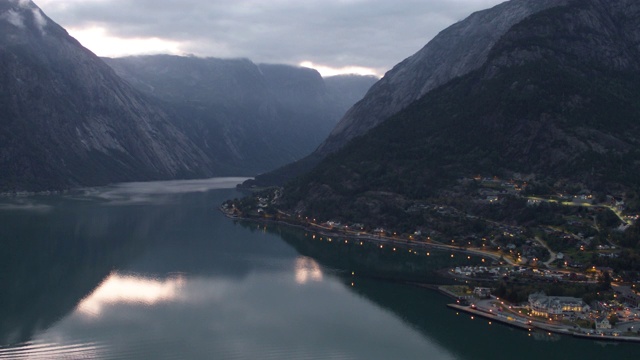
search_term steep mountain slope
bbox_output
[0,0,213,191]
[243,0,569,187]
[104,56,376,174]
[315,0,568,156]
[279,0,640,226]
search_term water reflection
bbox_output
[0,198,155,345]
[21,271,453,360]
[77,273,186,317]
[0,179,255,347]
[0,340,108,360]
[77,177,250,205]
[249,221,479,284]
[0,180,458,359]
[249,222,639,359]
[1,180,638,359]
[294,257,323,285]
[0,198,52,212]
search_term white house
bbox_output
[595,316,612,330]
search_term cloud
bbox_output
[36,0,505,74]
[32,7,47,33]
[3,0,46,32]
[300,61,379,77]
[10,0,32,8]
[1,9,25,28]
[68,26,183,57]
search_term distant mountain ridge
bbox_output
[104,55,376,175]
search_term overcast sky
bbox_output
[36,0,505,77]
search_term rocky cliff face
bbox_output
[105,56,376,175]
[315,0,568,155]
[0,0,214,191]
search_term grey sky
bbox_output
[36,0,505,76]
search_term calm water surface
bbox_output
[0,178,637,359]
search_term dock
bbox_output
[447,303,534,331]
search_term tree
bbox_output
[598,271,612,291]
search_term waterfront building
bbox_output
[528,292,590,319]
[473,287,491,298]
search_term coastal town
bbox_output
[222,174,640,342]
[443,284,640,341]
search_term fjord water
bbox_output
[0,179,636,359]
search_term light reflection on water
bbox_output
[77,273,187,318]
[6,271,451,360]
[294,257,323,285]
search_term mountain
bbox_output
[241,0,569,188]
[0,0,214,192]
[104,56,376,175]
[276,0,640,228]
[316,0,568,156]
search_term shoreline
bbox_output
[222,211,640,344]
[221,209,506,263]
[446,298,640,343]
